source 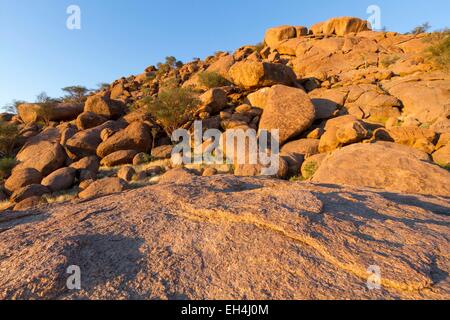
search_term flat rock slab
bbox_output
[0,175,449,300]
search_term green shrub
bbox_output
[97,83,110,90]
[289,176,305,182]
[302,161,318,180]
[2,100,25,114]
[0,122,19,156]
[37,103,58,126]
[426,31,450,71]
[411,22,431,35]
[34,92,60,125]
[156,56,183,77]
[198,71,230,88]
[143,87,200,136]
[254,42,265,52]
[381,55,400,68]
[0,157,17,180]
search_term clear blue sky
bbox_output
[1,0,449,109]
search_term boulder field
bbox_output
[0,16,449,299]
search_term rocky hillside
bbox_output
[0,17,449,299]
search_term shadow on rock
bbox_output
[0,209,50,233]
[59,233,145,298]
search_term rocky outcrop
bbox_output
[84,93,125,119]
[312,142,450,196]
[229,61,296,89]
[383,77,450,124]
[76,112,108,130]
[250,85,316,145]
[65,121,126,159]
[264,26,305,48]
[17,103,83,124]
[0,175,448,299]
[96,122,153,158]
[310,17,371,36]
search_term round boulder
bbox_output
[5,168,43,193]
[41,167,77,193]
[100,150,138,167]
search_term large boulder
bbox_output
[5,168,43,193]
[41,167,77,193]
[151,145,173,159]
[344,85,402,123]
[65,121,126,159]
[97,122,153,158]
[100,150,138,167]
[17,103,83,124]
[264,26,297,48]
[205,54,235,79]
[78,177,128,200]
[15,139,66,177]
[309,88,348,120]
[335,121,369,145]
[234,156,289,179]
[13,196,47,211]
[69,156,100,175]
[228,61,296,89]
[10,184,50,203]
[76,112,108,130]
[84,93,125,119]
[374,127,437,154]
[58,123,78,146]
[117,166,136,182]
[384,78,450,124]
[312,142,450,196]
[281,139,320,158]
[310,17,371,36]
[432,144,450,167]
[198,88,228,114]
[318,116,366,153]
[250,85,316,145]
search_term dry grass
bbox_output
[43,187,79,204]
[0,200,12,211]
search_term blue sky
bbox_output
[1,0,449,109]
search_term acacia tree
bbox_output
[143,87,200,136]
[2,100,26,114]
[36,92,60,126]
[411,22,431,34]
[62,86,91,103]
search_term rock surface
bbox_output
[78,177,128,200]
[229,61,296,89]
[0,175,448,299]
[17,103,83,124]
[41,167,77,193]
[252,85,316,145]
[312,142,450,196]
[97,122,153,158]
[5,168,43,193]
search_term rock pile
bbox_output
[0,16,449,211]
